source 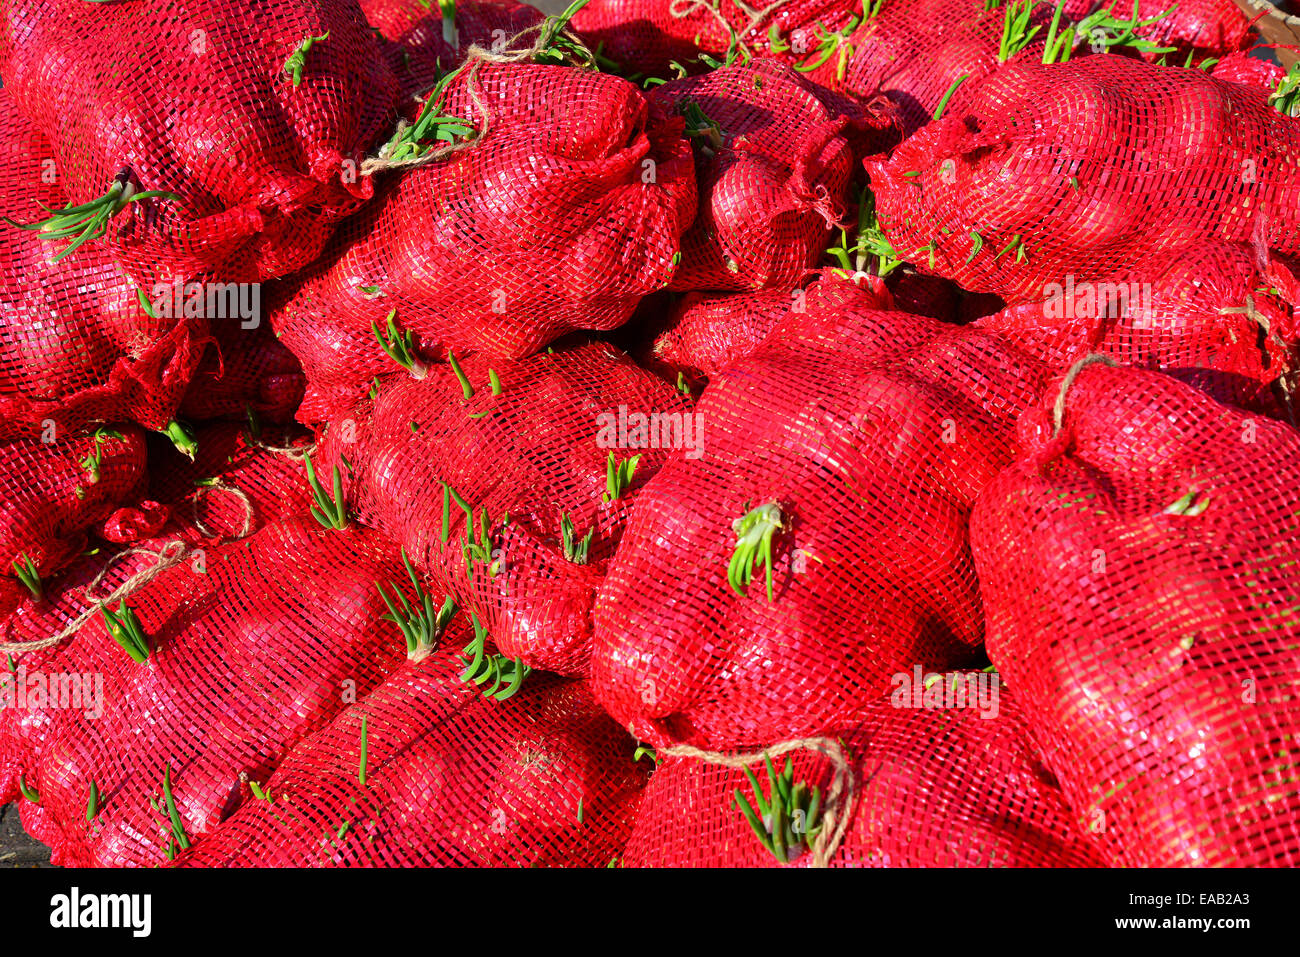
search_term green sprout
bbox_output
[3,173,179,262]
[18,775,40,804]
[372,309,425,376]
[827,187,904,276]
[734,753,823,864]
[359,716,369,787]
[86,780,102,823]
[100,601,150,664]
[447,350,475,400]
[560,513,594,564]
[998,0,1040,62]
[728,503,783,602]
[80,427,124,483]
[283,31,330,87]
[603,452,641,503]
[1270,63,1300,118]
[932,73,969,120]
[384,64,477,163]
[460,613,531,701]
[12,553,41,601]
[680,100,724,153]
[376,548,457,659]
[164,420,198,460]
[1164,489,1210,517]
[160,764,191,861]
[305,453,349,530]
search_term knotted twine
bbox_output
[660,735,855,867]
[1052,353,1118,437]
[360,13,597,177]
[0,481,258,656]
[0,541,188,656]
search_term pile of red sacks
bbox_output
[1,0,1298,868]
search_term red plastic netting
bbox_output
[1,426,151,618]
[970,360,1300,866]
[867,56,1300,303]
[622,686,1105,867]
[0,519,407,865]
[976,241,1300,416]
[800,0,1040,137]
[272,59,697,423]
[1210,48,1289,89]
[315,341,690,676]
[648,60,861,291]
[0,91,208,441]
[174,646,647,866]
[638,270,893,387]
[0,420,318,804]
[0,0,400,285]
[147,422,317,543]
[178,316,306,426]
[1064,0,1255,59]
[361,0,545,97]
[592,275,1049,750]
[570,0,859,77]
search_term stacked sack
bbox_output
[1,0,1298,870]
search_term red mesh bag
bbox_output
[622,687,1104,867]
[1211,48,1289,88]
[592,276,1049,749]
[178,318,306,426]
[1,519,408,866]
[0,423,317,806]
[867,56,1300,303]
[361,0,545,97]
[0,91,208,441]
[1,426,151,617]
[640,271,893,387]
[971,360,1300,866]
[175,646,647,866]
[797,0,1120,137]
[273,60,697,422]
[316,341,689,676]
[976,241,1300,415]
[570,0,859,78]
[648,60,857,291]
[645,287,807,388]
[1063,0,1254,59]
[0,0,400,285]
[147,422,317,544]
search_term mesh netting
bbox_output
[649,60,859,291]
[867,56,1300,303]
[174,647,647,866]
[0,0,400,285]
[802,0,1035,137]
[1,519,407,866]
[1210,48,1288,89]
[570,0,860,77]
[146,422,317,543]
[976,241,1299,416]
[970,361,1300,867]
[622,687,1106,867]
[178,318,306,426]
[0,427,150,618]
[316,341,689,676]
[1065,0,1254,58]
[272,59,697,423]
[361,0,545,97]
[0,90,208,440]
[800,0,1252,138]
[638,271,893,387]
[592,274,1049,750]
